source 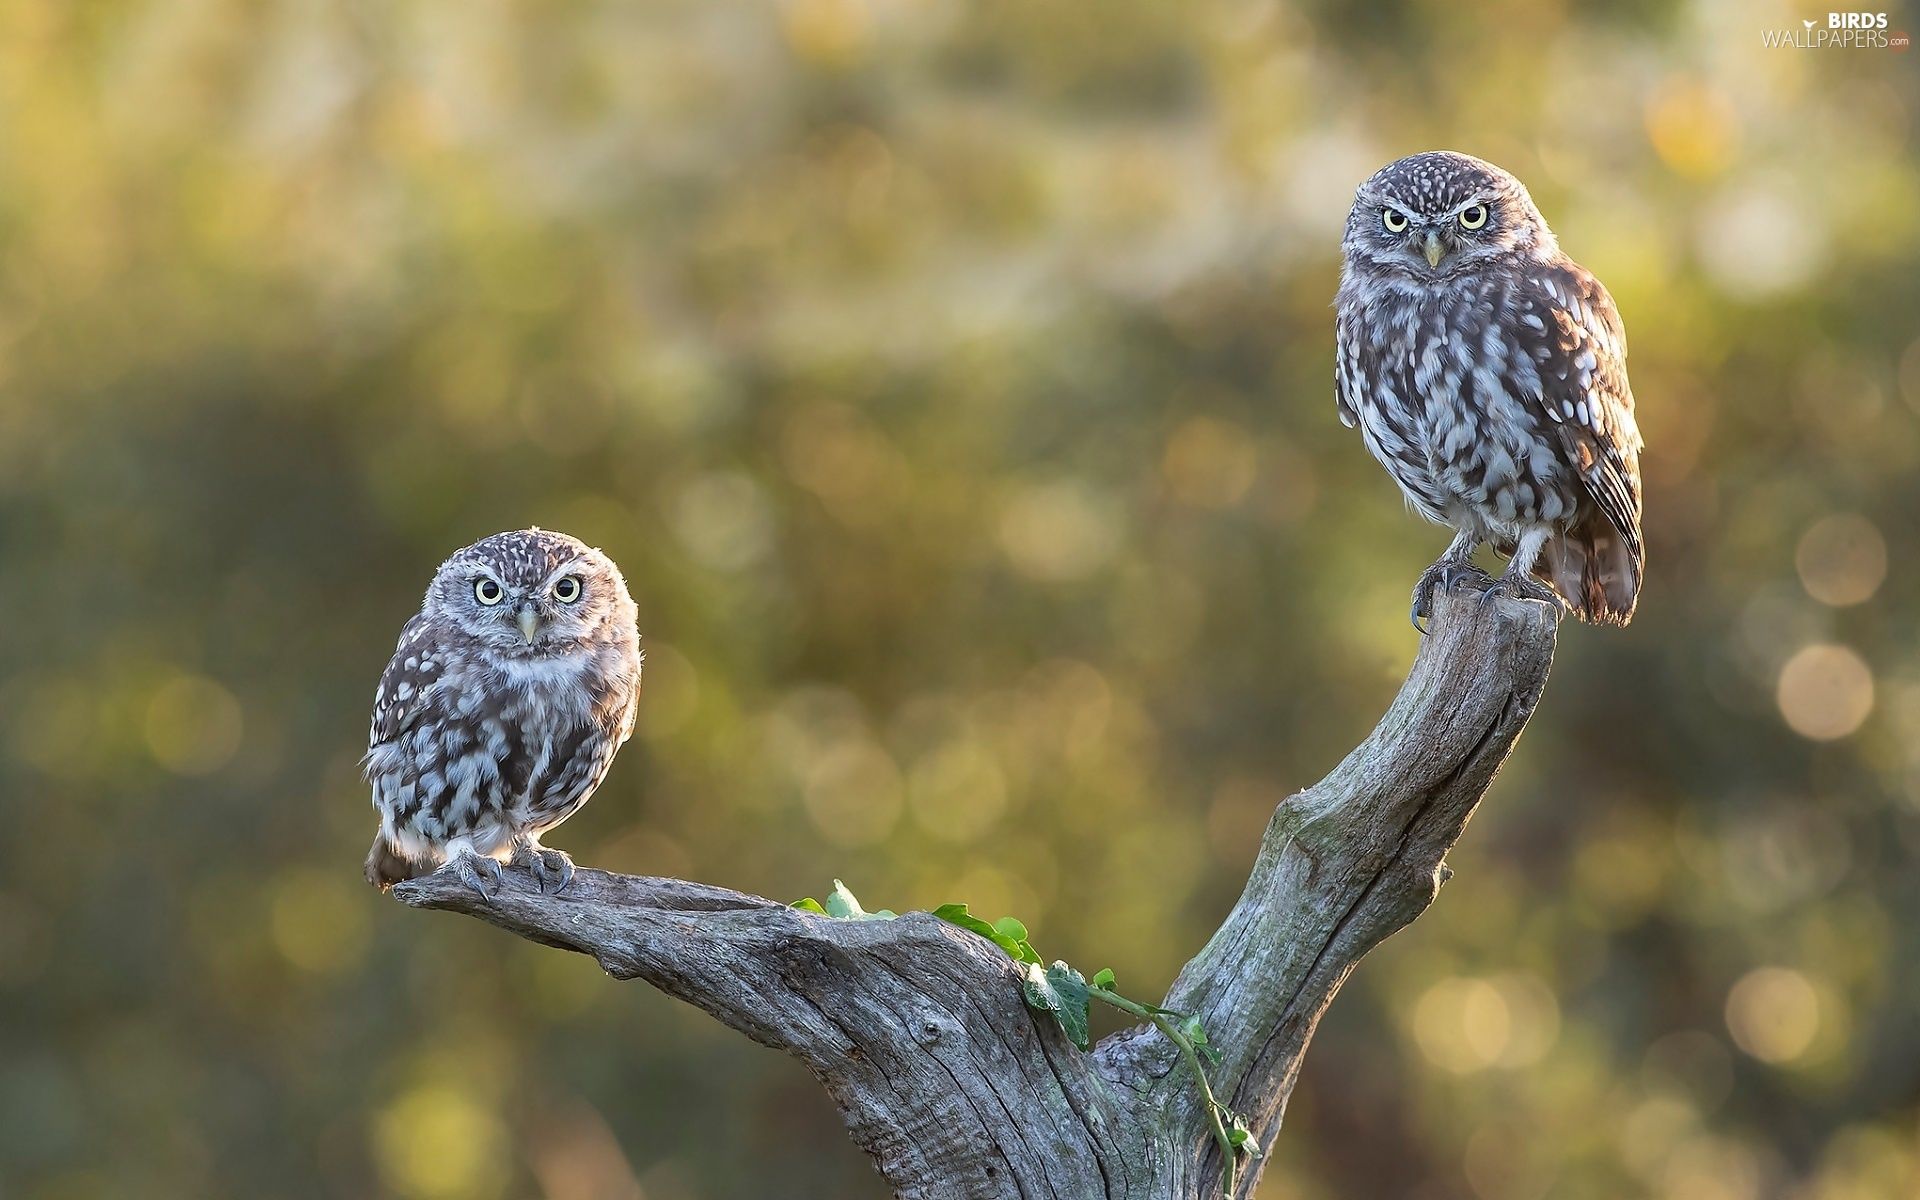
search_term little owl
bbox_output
[1334,151,1644,628]
[362,529,642,896]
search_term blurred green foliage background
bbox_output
[2,0,1918,1197]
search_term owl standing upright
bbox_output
[362,529,642,896]
[1334,151,1644,628]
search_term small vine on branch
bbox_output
[792,880,1260,1191]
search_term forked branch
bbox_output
[395,587,1559,1198]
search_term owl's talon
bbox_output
[1440,560,1492,593]
[1481,573,1562,610]
[447,851,505,900]
[533,848,575,895]
[1411,558,1489,632]
[511,838,576,895]
[1410,577,1439,632]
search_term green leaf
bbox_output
[1227,1114,1263,1159]
[790,897,827,914]
[934,902,1004,945]
[932,902,989,931]
[986,913,1041,963]
[824,879,864,919]
[1020,961,1093,1050]
[934,903,1038,962]
[1091,967,1117,991]
[1174,1012,1222,1064]
[816,880,895,921]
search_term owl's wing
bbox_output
[367,614,447,749]
[1513,264,1644,565]
[1333,322,1360,429]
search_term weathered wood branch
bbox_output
[394,587,1559,1198]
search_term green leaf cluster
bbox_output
[931,903,1042,964]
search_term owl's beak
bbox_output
[1423,230,1445,268]
[516,601,541,644]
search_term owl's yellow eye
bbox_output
[1458,204,1488,230]
[1382,209,1409,233]
[553,575,582,603]
[474,578,504,605]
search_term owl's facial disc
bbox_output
[427,531,632,659]
[1347,153,1554,281]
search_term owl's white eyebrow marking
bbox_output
[539,557,590,588]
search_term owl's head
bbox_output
[425,528,637,657]
[1342,151,1555,281]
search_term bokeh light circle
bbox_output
[1775,644,1874,741]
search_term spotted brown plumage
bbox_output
[362,529,642,896]
[1334,151,1644,627]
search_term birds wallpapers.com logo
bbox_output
[1761,12,1911,49]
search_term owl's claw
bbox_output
[1479,571,1563,610]
[1410,558,1493,632]
[510,837,575,895]
[447,851,505,900]
[532,848,575,895]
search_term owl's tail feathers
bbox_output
[1536,517,1641,626]
[365,835,427,890]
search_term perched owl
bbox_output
[362,529,642,896]
[1334,151,1644,628]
